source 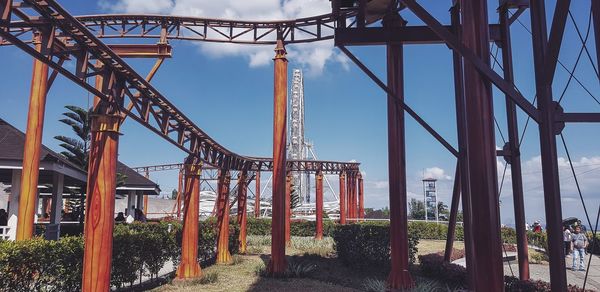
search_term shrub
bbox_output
[332,222,419,269]
[418,253,467,288]
[286,259,317,277]
[199,271,219,284]
[361,278,387,292]
[247,218,336,237]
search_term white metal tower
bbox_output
[288,69,310,202]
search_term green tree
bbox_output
[171,189,178,200]
[409,198,425,220]
[437,201,449,219]
[55,105,127,222]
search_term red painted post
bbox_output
[346,172,354,220]
[499,3,529,280]
[268,37,288,276]
[339,172,346,224]
[255,171,261,218]
[216,170,232,264]
[176,160,202,279]
[450,3,475,284]
[357,172,364,220]
[385,13,414,289]
[315,170,324,240]
[82,113,122,291]
[237,171,249,254]
[444,164,461,262]
[285,171,292,246]
[530,1,567,290]
[461,1,504,290]
[16,32,49,240]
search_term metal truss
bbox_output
[0,0,360,172]
[1,11,359,46]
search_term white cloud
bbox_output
[422,167,452,181]
[99,0,347,76]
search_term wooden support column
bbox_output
[16,32,49,240]
[237,171,249,254]
[461,0,504,289]
[216,170,232,264]
[143,170,149,216]
[126,190,136,216]
[285,171,292,246]
[385,13,414,289]
[81,113,122,291]
[268,37,288,276]
[339,172,346,224]
[315,170,324,240]
[255,171,261,218]
[346,172,353,220]
[357,172,364,219]
[176,160,202,280]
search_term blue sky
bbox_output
[0,0,599,226]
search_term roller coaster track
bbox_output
[0,0,359,173]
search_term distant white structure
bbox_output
[422,178,438,222]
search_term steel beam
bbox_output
[334,24,501,46]
[385,14,414,289]
[594,0,600,79]
[443,164,461,262]
[16,32,48,240]
[315,170,324,240]
[176,160,202,279]
[461,0,504,290]
[449,5,475,284]
[268,38,288,276]
[499,3,529,280]
[107,43,172,58]
[530,1,567,290]
[216,169,232,264]
[400,0,540,123]
[544,0,571,84]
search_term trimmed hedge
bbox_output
[332,222,420,268]
[246,218,336,237]
[0,220,239,291]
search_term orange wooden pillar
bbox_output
[237,171,249,254]
[339,172,346,224]
[285,171,292,246]
[16,32,49,240]
[216,170,232,264]
[81,112,122,291]
[358,172,364,220]
[315,170,324,240]
[347,172,355,221]
[255,171,261,218]
[176,160,202,279]
[268,37,288,276]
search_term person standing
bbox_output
[563,226,572,257]
[571,225,589,271]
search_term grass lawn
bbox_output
[153,237,461,292]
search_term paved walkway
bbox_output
[502,254,600,290]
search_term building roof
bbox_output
[0,118,160,195]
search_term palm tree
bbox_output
[55,105,127,222]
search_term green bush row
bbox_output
[332,222,420,269]
[0,220,239,291]
[246,218,336,237]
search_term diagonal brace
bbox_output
[338,45,459,158]
[400,0,540,123]
[544,0,571,84]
